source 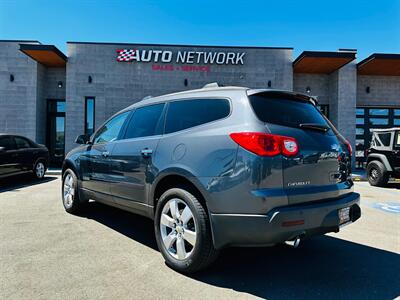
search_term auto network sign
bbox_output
[116,49,245,65]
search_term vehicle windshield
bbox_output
[248,93,330,129]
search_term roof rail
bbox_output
[141,95,152,101]
[202,82,219,89]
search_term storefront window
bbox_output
[317,104,329,118]
[356,118,364,125]
[369,118,389,125]
[394,109,400,116]
[356,108,365,116]
[356,128,364,135]
[85,97,95,136]
[369,108,388,116]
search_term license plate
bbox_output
[338,207,351,226]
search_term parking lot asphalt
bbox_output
[0,175,399,300]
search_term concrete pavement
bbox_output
[0,175,399,299]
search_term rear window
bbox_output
[248,93,329,128]
[165,98,230,134]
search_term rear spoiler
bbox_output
[246,89,318,106]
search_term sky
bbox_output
[0,0,399,60]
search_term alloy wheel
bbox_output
[35,162,45,178]
[63,174,75,209]
[160,198,197,260]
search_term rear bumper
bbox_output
[210,192,361,249]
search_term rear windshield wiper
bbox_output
[299,123,330,132]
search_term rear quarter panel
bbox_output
[152,90,286,214]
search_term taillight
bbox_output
[344,140,353,156]
[230,132,299,157]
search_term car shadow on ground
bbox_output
[81,202,399,300]
[0,174,58,192]
[386,182,400,189]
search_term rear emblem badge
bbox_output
[287,181,311,187]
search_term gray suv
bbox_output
[62,84,361,273]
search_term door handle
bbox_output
[102,151,109,157]
[141,148,153,157]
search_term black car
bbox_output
[366,128,400,186]
[0,134,49,180]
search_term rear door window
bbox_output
[165,98,230,134]
[248,93,329,128]
[14,137,32,149]
[123,103,165,139]
[0,136,16,150]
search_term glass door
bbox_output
[47,100,65,167]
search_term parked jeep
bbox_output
[366,128,400,186]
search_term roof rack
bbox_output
[202,82,220,89]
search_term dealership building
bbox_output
[0,40,399,167]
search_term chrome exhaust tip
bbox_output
[285,237,301,248]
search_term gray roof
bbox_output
[125,84,316,110]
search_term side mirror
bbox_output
[75,134,90,145]
[0,146,6,153]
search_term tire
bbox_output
[33,160,46,179]
[154,187,219,273]
[367,160,389,187]
[62,168,88,214]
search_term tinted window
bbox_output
[85,97,95,136]
[356,128,364,135]
[94,112,129,144]
[249,94,329,128]
[124,104,165,139]
[0,136,16,150]
[378,133,391,147]
[14,137,32,149]
[165,99,230,134]
[369,109,389,116]
[369,118,388,125]
[356,108,365,116]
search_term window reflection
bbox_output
[369,118,388,125]
[369,109,388,116]
[85,98,95,136]
[356,128,364,135]
[356,108,365,116]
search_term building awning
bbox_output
[19,44,67,67]
[293,51,356,74]
[357,53,400,76]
